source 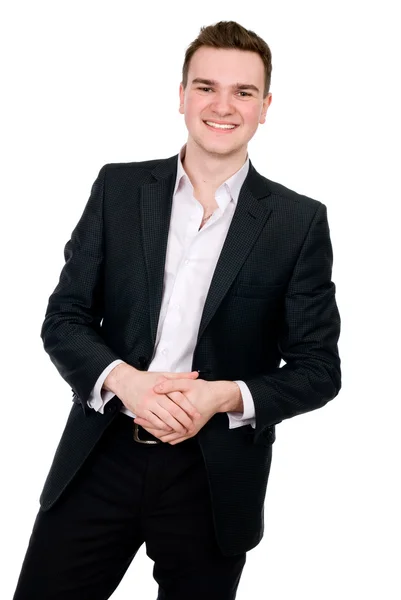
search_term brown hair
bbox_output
[182,21,272,98]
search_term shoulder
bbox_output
[267,177,323,214]
[104,156,166,173]
[250,163,324,217]
[100,155,175,185]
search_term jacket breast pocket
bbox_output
[234,283,286,299]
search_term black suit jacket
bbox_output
[39,153,341,556]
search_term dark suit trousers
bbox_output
[13,412,246,600]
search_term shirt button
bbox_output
[176,304,180,309]
[162,348,168,355]
[184,259,190,265]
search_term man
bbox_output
[13,20,341,600]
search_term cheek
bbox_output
[186,96,209,119]
[243,106,262,126]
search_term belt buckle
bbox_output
[133,422,161,444]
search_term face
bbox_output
[179,46,272,158]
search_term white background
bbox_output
[2,0,400,598]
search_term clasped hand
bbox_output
[134,376,218,445]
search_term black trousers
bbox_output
[13,412,246,599]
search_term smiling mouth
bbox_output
[203,120,239,132]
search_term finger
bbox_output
[140,410,178,432]
[166,432,192,444]
[161,371,199,380]
[153,372,198,388]
[134,419,171,439]
[161,431,188,444]
[154,397,192,434]
[134,417,173,433]
[166,390,201,421]
[154,378,191,395]
[138,422,187,445]
[154,375,169,386]
[137,392,192,434]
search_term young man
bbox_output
[13,20,341,600]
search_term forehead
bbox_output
[188,46,264,88]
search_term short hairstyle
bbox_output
[182,21,272,98]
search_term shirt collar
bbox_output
[173,144,249,205]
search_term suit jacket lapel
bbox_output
[140,155,177,347]
[197,170,273,341]
[140,154,273,349]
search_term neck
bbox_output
[182,138,247,193]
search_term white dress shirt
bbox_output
[87,145,256,429]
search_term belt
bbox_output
[133,422,161,445]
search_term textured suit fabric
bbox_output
[13,414,246,600]
[87,149,255,428]
[39,153,341,556]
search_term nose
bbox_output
[210,91,235,117]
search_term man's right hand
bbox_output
[103,364,201,435]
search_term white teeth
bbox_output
[205,121,236,130]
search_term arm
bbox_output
[40,166,123,408]
[243,202,341,444]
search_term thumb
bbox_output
[161,371,199,380]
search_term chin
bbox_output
[195,136,243,157]
[208,144,243,158]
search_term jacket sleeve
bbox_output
[40,165,122,408]
[244,202,341,444]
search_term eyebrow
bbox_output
[191,78,260,94]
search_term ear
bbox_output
[179,82,185,114]
[259,93,272,124]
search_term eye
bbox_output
[197,87,213,92]
[237,91,251,97]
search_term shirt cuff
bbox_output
[227,380,256,429]
[87,359,125,413]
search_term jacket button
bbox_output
[105,402,116,413]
